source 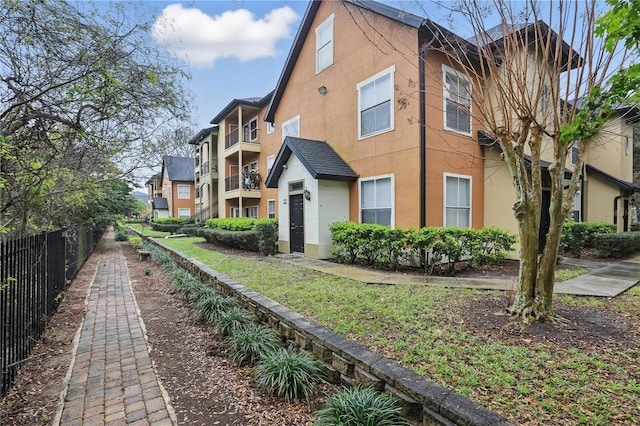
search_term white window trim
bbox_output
[357,65,395,140]
[282,115,300,142]
[443,172,472,228]
[231,207,240,218]
[358,173,395,228]
[243,116,259,142]
[177,208,191,218]
[177,184,190,199]
[268,199,276,218]
[316,14,334,74]
[266,155,275,175]
[442,64,472,136]
[267,122,275,134]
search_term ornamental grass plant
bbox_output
[313,386,410,426]
[254,346,324,403]
[229,324,281,366]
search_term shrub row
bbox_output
[330,222,515,275]
[152,217,189,224]
[143,242,409,423]
[195,224,278,256]
[205,217,277,231]
[593,231,640,258]
[559,221,616,257]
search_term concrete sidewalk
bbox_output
[55,233,176,426]
[279,254,640,297]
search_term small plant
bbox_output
[144,267,151,276]
[229,324,280,366]
[254,346,324,402]
[313,386,410,426]
[216,306,255,336]
[193,293,237,324]
[127,235,142,249]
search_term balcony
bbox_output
[225,128,261,155]
[201,161,209,176]
[224,171,262,199]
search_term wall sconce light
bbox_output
[304,189,311,201]
[317,85,327,95]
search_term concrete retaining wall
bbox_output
[147,237,514,426]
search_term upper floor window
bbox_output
[444,173,471,228]
[359,175,393,226]
[266,155,275,175]
[316,14,334,73]
[443,64,471,135]
[357,65,395,139]
[177,184,190,199]
[570,141,579,164]
[267,122,275,134]
[243,117,258,142]
[282,115,300,142]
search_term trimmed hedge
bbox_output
[196,227,258,251]
[560,221,616,257]
[593,232,640,258]
[206,217,277,231]
[153,217,190,224]
[330,222,515,275]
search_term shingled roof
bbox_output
[162,156,194,182]
[265,137,358,188]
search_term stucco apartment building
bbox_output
[192,0,638,258]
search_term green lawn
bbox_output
[126,223,171,238]
[159,237,640,425]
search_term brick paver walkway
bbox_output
[56,234,175,425]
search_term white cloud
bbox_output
[152,4,298,68]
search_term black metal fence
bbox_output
[1,223,100,397]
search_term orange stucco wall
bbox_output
[268,0,483,229]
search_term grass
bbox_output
[555,268,587,281]
[160,237,640,425]
[126,223,171,238]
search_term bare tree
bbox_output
[0,0,191,233]
[427,0,632,322]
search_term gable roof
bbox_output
[265,137,358,188]
[265,0,428,123]
[162,156,194,182]
[188,126,218,145]
[472,21,582,71]
[152,197,169,210]
[210,91,274,125]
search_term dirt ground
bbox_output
[0,238,637,425]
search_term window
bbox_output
[177,184,190,199]
[243,117,258,142]
[570,142,579,164]
[282,115,300,142]
[267,155,275,175]
[572,191,582,222]
[267,122,275,134]
[231,207,240,218]
[357,66,395,139]
[316,14,334,73]
[444,174,471,228]
[443,65,471,135]
[360,175,393,226]
[177,208,191,218]
[268,199,276,218]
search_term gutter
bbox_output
[419,33,438,228]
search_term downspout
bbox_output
[419,33,438,229]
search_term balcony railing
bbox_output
[225,127,260,150]
[201,161,209,176]
[225,174,240,191]
[226,128,239,149]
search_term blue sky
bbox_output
[144,0,460,130]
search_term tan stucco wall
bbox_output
[587,116,634,182]
[269,1,484,230]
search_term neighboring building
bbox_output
[160,156,195,218]
[145,173,164,218]
[209,92,279,220]
[189,126,220,223]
